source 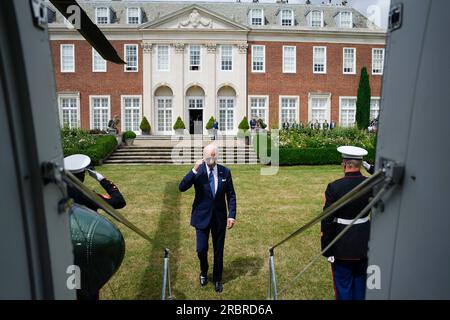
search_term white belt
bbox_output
[334,216,370,225]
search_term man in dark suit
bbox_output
[179,144,237,293]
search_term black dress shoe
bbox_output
[214,282,223,293]
[199,273,208,286]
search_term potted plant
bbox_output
[205,116,215,137]
[237,116,250,145]
[140,116,151,135]
[122,131,137,146]
[173,117,186,136]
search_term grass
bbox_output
[84,164,345,300]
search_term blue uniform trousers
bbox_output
[331,258,368,300]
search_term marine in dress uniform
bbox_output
[321,146,371,300]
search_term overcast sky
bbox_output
[141,0,391,28]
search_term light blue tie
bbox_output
[209,170,215,197]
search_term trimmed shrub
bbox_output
[122,131,137,140]
[63,134,117,165]
[173,117,186,130]
[238,116,250,131]
[279,147,376,166]
[205,117,215,130]
[140,117,151,133]
[356,67,371,130]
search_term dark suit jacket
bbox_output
[179,163,236,230]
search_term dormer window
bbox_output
[95,7,110,25]
[339,11,353,28]
[279,9,294,26]
[249,9,264,26]
[308,10,323,27]
[127,7,141,25]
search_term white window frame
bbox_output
[60,44,75,73]
[156,96,173,134]
[95,7,110,25]
[313,46,327,74]
[308,93,331,124]
[89,95,111,130]
[339,96,357,127]
[249,95,269,126]
[218,96,235,133]
[58,94,80,128]
[124,44,139,72]
[343,47,356,74]
[279,96,300,127]
[283,46,296,73]
[156,45,170,72]
[309,10,323,27]
[370,97,381,120]
[339,11,353,28]
[372,48,385,75]
[189,45,201,71]
[121,95,142,134]
[92,48,107,72]
[279,9,294,26]
[126,7,141,25]
[249,8,264,26]
[220,45,233,72]
[251,45,265,73]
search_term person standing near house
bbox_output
[178,144,237,293]
[212,119,219,140]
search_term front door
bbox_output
[187,97,204,134]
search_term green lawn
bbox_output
[85,164,344,300]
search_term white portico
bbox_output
[141,6,249,136]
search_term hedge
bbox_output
[64,135,118,165]
[279,147,376,166]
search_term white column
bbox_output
[142,41,152,134]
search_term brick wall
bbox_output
[52,40,142,130]
[247,41,384,127]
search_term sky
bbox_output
[135,0,391,28]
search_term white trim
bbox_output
[339,11,353,28]
[249,8,264,26]
[60,44,75,73]
[339,96,357,127]
[92,48,107,72]
[282,45,296,73]
[342,47,356,75]
[121,95,142,134]
[155,95,174,135]
[220,44,233,72]
[124,44,139,72]
[370,96,381,120]
[279,9,294,27]
[279,95,300,127]
[89,95,111,130]
[156,44,170,72]
[309,10,324,28]
[372,48,385,75]
[189,44,202,71]
[308,93,331,124]
[313,46,327,74]
[58,93,80,128]
[126,7,141,25]
[248,95,269,127]
[95,7,110,25]
[217,96,236,133]
[251,45,265,73]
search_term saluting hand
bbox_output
[193,158,204,172]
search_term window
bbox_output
[372,48,385,75]
[309,95,330,124]
[313,46,327,73]
[188,98,203,109]
[219,98,234,132]
[189,45,201,71]
[250,97,268,125]
[249,9,264,26]
[339,11,353,28]
[283,46,296,73]
[157,45,170,71]
[127,7,141,25]
[220,45,233,71]
[280,97,298,125]
[92,48,106,72]
[370,98,380,120]
[58,95,79,128]
[157,98,172,133]
[252,45,265,72]
[60,44,74,72]
[343,48,356,74]
[340,97,357,127]
[124,44,138,72]
[309,10,323,27]
[95,7,110,25]
[280,9,294,26]
[90,96,110,130]
[122,96,141,133]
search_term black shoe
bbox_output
[199,273,208,286]
[214,282,223,293]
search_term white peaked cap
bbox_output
[64,154,91,173]
[337,146,368,160]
